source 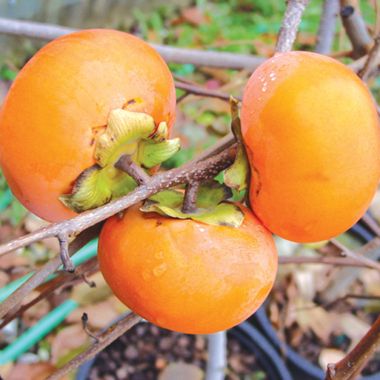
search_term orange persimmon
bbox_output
[0,29,175,222]
[241,51,380,243]
[98,204,278,334]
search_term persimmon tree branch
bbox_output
[0,147,236,259]
[358,33,380,81]
[175,81,238,102]
[325,315,380,380]
[316,0,339,54]
[340,0,373,58]
[46,312,142,380]
[275,0,310,53]
[278,255,380,268]
[0,224,101,320]
[115,155,151,185]
[0,17,264,70]
[330,238,380,271]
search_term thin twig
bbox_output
[47,312,142,380]
[358,33,380,81]
[58,233,74,272]
[340,0,373,58]
[278,255,379,268]
[0,224,101,320]
[194,133,235,163]
[325,315,380,380]
[81,312,100,343]
[0,258,98,329]
[330,238,380,271]
[0,18,264,70]
[316,0,339,54]
[0,148,235,259]
[115,155,150,185]
[175,81,238,102]
[275,0,310,53]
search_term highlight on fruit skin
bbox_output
[0,29,176,222]
[241,51,380,243]
[98,204,278,334]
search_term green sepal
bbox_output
[60,165,137,213]
[142,181,243,228]
[137,138,181,168]
[59,109,181,213]
[94,109,156,167]
[141,201,243,228]
[223,97,250,191]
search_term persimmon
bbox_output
[241,51,380,243]
[98,204,277,334]
[0,29,176,222]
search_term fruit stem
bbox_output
[115,155,150,186]
[182,181,200,214]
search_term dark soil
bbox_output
[87,322,267,380]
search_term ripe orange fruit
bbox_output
[241,51,380,242]
[0,29,175,222]
[98,204,277,334]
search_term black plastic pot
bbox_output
[76,320,293,380]
[253,307,380,380]
[250,215,380,380]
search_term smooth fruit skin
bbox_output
[241,51,380,243]
[98,205,277,334]
[0,29,175,222]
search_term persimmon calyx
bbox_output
[60,109,180,213]
[141,181,244,228]
[223,97,250,191]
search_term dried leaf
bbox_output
[51,324,88,365]
[181,7,209,26]
[67,297,128,329]
[71,272,112,306]
[319,348,345,370]
[7,363,68,380]
[159,362,203,380]
[295,298,338,344]
[340,313,371,347]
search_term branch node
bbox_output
[81,312,99,343]
[115,155,150,186]
[81,274,96,288]
[57,233,75,273]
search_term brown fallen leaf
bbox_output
[339,313,371,348]
[7,363,69,380]
[295,298,339,344]
[67,296,128,329]
[159,362,204,380]
[181,7,209,26]
[319,348,346,370]
[51,324,89,365]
